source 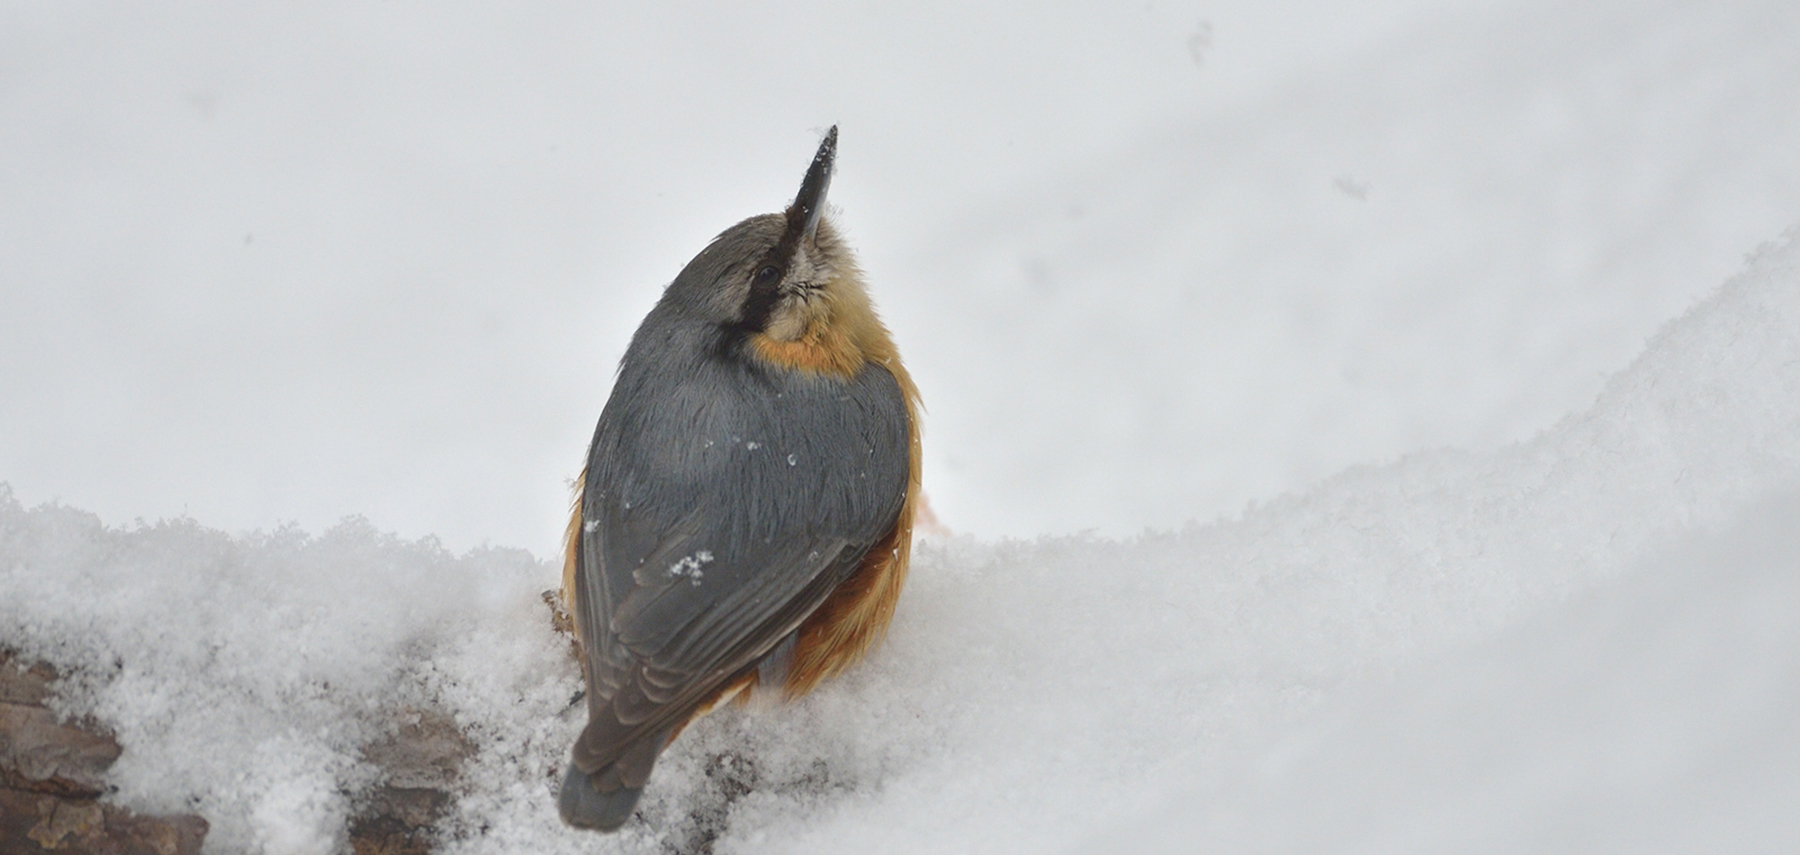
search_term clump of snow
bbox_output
[6,230,1797,854]
[667,552,714,586]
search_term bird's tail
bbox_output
[559,762,645,831]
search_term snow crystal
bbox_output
[668,552,713,586]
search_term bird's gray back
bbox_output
[570,312,909,764]
[591,315,909,547]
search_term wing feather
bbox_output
[569,352,909,777]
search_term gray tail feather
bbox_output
[559,762,644,831]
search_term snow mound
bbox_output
[1113,485,1800,854]
[6,229,1798,853]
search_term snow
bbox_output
[0,511,560,853]
[4,0,1800,852]
[5,232,1798,852]
[1114,487,1800,854]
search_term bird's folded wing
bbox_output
[570,494,866,773]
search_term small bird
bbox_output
[558,127,920,831]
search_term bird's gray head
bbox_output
[657,127,884,365]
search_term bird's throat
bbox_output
[749,328,864,378]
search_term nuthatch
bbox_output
[558,127,921,831]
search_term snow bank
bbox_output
[1113,485,1800,854]
[5,230,1797,853]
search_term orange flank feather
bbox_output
[780,466,916,697]
[561,482,584,653]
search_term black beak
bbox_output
[789,126,837,244]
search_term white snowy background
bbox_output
[3,0,1800,852]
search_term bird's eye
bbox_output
[753,265,782,287]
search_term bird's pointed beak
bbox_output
[789,126,837,244]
